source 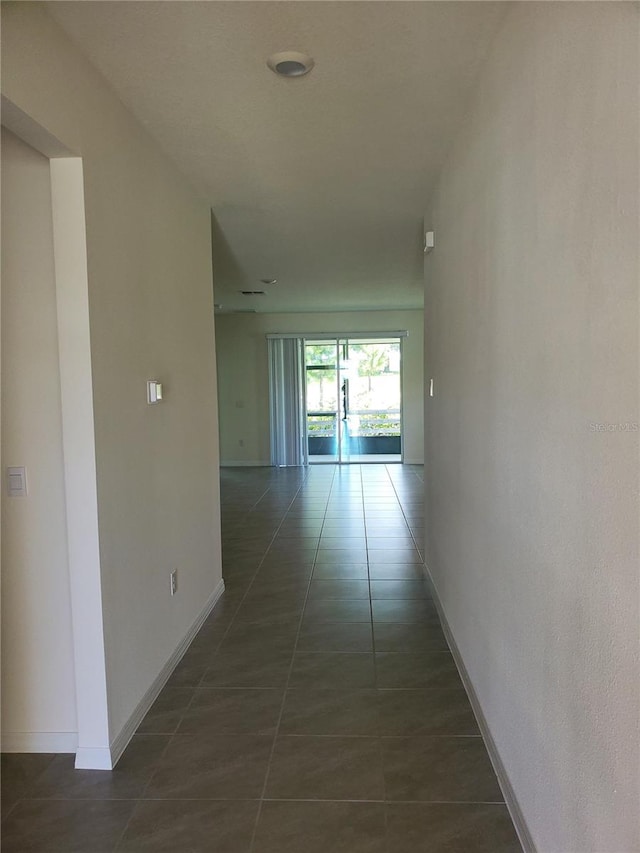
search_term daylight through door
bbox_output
[305,338,402,463]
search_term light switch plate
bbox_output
[7,466,27,497]
[147,380,163,404]
[424,230,435,253]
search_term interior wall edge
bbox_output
[50,153,111,761]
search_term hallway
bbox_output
[2,464,521,852]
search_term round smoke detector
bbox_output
[267,51,314,78]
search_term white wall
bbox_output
[1,128,78,751]
[2,4,222,752]
[215,310,424,465]
[424,4,639,852]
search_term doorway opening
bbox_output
[305,338,402,464]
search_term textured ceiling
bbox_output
[48,1,508,314]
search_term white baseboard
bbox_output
[423,563,536,853]
[1,730,78,754]
[220,461,270,467]
[107,578,225,769]
[75,746,112,770]
[221,460,424,468]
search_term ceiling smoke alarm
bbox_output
[267,51,314,78]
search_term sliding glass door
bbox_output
[305,338,402,464]
[305,342,340,463]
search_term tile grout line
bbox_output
[197,469,314,847]
[248,464,337,852]
[19,794,505,804]
[378,463,392,828]
[376,465,393,825]
[385,466,425,564]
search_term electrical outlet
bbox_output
[170,570,178,596]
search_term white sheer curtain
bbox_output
[267,336,307,467]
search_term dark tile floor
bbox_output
[1,464,522,852]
